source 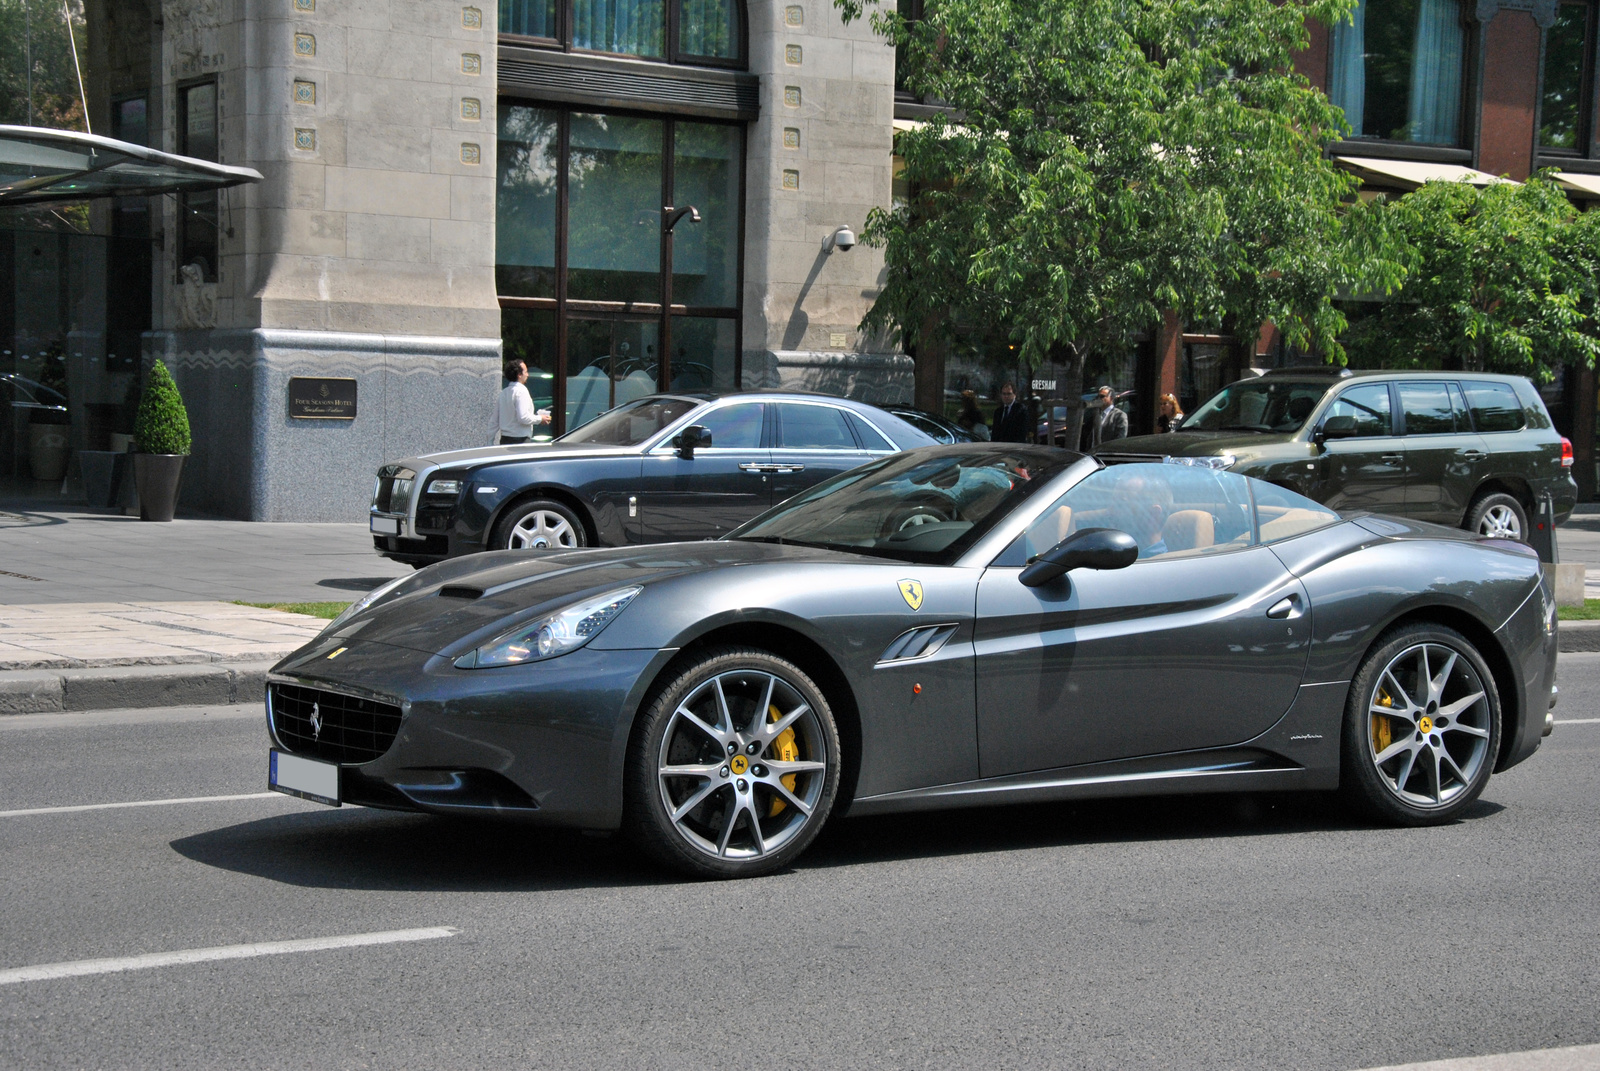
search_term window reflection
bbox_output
[670,317,737,391]
[1540,2,1593,151]
[572,0,665,57]
[568,114,665,302]
[672,122,740,308]
[499,0,557,38]
[680,0,739,58]
[496,106,560,298]
[1329,0,1466,146]
[501,308,559,438]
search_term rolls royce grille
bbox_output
[270,683,403,764]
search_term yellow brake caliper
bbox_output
[1372,686,1394,755]
[768,703,799,816]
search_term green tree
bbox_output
[1341,174,1600,382]
[836,0,1400,436]
[0,0,88,130]
[135,361,192,456]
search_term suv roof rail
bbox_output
[1260,366,1353,377]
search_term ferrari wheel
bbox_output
[492,498,585,552]
[1341,624,1500,825]
[625,647,839,879]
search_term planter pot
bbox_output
[27,424,71,482]
[133,453,186,522]
[79,450,129,509]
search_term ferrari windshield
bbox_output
[1185,379,1331,433]
[558,396,702,446]
[730,447,1078,563]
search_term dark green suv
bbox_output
[1100,369,1578,545]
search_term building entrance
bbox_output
[566,316,662,429]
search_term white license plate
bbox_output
[370,516,399,535]
[269,749,341,807]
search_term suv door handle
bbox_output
[1462,450,1487,461]
[1380,453,1404,463]
[1266,594,1305,620]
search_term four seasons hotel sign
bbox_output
[287,377,358,419]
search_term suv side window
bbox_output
[1397,381,1465,434]
[693,402,766,449]
[775,403,857,449]
[1325,383,1393,437]
[1463,382,1525,433]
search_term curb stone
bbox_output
[0,662,273,715]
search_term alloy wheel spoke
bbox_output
[661,762,722,780]
[716,799,740,857]
[668,779,720,823]
[1382,669,1420,713]
[1438,747,1470,789]
[766,758,826,776]
[1391,749,1417,795]
[742,795,767,856]
[674,705,727,748]
[1374,738,1414,766]
[1443,720,1490,740]
[758,675,777,730]
[1437,691,1485,721]
[712,677,734,735]
[1425,746,1443,804]
[1428,650,1458,703]
[763,778,813,817]
[762,703,810,743]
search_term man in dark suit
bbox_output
[990,382,1031,443]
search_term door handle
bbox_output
[738,464,766,472]
[1380,453,1404,463]
[1462,450,1487,461]
[1266,594,1305,620]
[771,465,802,474]
[738,463,804,474]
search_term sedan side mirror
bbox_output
[1019,527,1139,588]
[676,424,713,458]
[1314,414,1357,445]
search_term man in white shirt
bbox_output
[493,359,550,444]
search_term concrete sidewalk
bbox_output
[0,505,405,713]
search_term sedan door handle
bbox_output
[738,464,767,473]
[1266,594,1305,620]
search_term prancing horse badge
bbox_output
[898,579,924,611]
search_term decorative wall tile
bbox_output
[461,53,482,75]
[460,143,481,165]
[782,127,799,149]
[785,5,804,26]
[460,97,481,121]
[461,6,483,29]
[294,128,316,151]
[785,44,802,66]
[292,79,315,104]
[293,0,315,11]
[294,33,315,57]
[782,169,800,190]
[783,86,801,108]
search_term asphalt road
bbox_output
[2,659,1598,1070]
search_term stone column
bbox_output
[741,0,910,403]
[149,0,501,520]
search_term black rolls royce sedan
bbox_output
[369,392,938,566]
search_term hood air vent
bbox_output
[877,623,959,665]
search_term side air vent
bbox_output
[438,586,484,600]
[877,623,959,665]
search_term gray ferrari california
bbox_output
[266,444,1557,878]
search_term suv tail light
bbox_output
[1561,437,1574,468]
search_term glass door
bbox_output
[565,316,661,432]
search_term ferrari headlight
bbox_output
[1165,454,1236,470]
[322,575,410,635]
[458,586,642,669]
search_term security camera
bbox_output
[829,225,857,252]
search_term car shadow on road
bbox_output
[170,790,1506,891]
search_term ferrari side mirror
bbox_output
[1020,527,1139,588]
[676,424,712,459]
[1315,414,1357,446]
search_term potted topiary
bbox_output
[132,360,191,522]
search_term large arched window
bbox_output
[1328,0,1470,146]
[499,0,745,66]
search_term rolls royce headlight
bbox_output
[458,586,642,669]
[322,575,412,634]
[427,479,462,496]
[1165,454,1236,470]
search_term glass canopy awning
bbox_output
[0,125,262,206]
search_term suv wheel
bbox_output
[1465,492,1527,542]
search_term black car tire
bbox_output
[1340,623,1501,826]
[1464,491,1528,543]
[491,498,587,552]
[625,647,841,879]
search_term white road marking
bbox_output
[1555,718,1600,725]
[0,792,279,819]
[0,927,458,986]
[1354,1041,1600,1070]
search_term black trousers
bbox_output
[499,434,530,445]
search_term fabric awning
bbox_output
[0,125,262,206]
[1553,171,1600,198]
[1334,155,1516,190]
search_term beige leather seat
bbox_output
[1162,509,1215,553]
[1259,507,1329,543]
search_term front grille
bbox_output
[373,476,395,512]
[270,684,402,764]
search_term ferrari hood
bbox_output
[318,540,867,656]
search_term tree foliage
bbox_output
[0,0,88,130]
[135,361,192,456]
[835,0,1401,410]
[1343,174,1600,382]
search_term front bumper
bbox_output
[267,637,672,829]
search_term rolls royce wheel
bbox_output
[1465,492,1527,542]
[1341,624,1500,825]
[625,647,840,879]
[492,498,586,552]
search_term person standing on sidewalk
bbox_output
[493,359,549,445]
[991,383,1031,443]
[1091,386,1129,447]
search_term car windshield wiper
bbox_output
[735,535,840,552]
[1215,423,1273,432]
